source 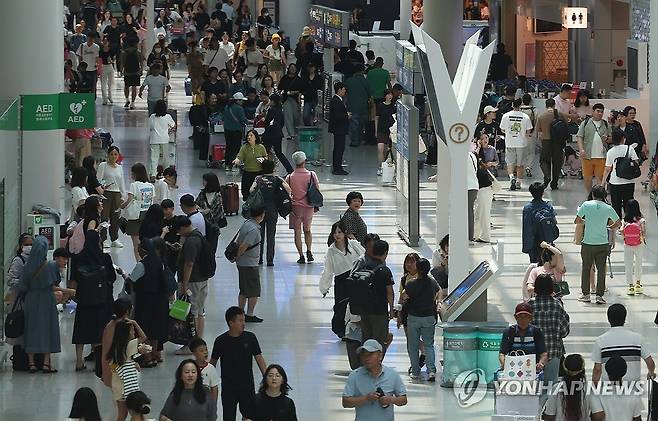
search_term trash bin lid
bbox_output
[443,326,477,334]
[479,324,509,333]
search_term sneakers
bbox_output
[245,315,263,323]
[577,294,590,302]
[129,102,135,110]
[108,98,113,104]
[409,373,421,380]
[634,283,643,295]
[111,240,124,248]
[297,255,305,264]
[103,239,112,249]
[306,250,314,262]
[628,285,636,296]
[595,295,607,305]
[102,100,108,105]
[124,101,130,109]
[427,372,436,382]
[525,167,532,177]
[377,168,383,176]
[510,178,520,191]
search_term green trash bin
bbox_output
[441,325,478,387]
[298,126,321,161]
[477,324,508,385]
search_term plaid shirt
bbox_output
[529,295,570,360]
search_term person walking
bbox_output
[19,236,65,374]
[147,100,176,179]
[344,64,371,147]
[233,129,268,201]
[264,34,286,83]
[522,182,557,263]
[341,191,368,245]
[574,185,620,304]
[320,221,365,338]
[234,206,265,322]
[278,63,303,142]
[99,37,116,105]
[576,103,611,193]
[195,172,225,237]
[98,146,125,248]
[401,258,439,382]
[342,339,407,419]
[536,98,568,190]
[210,306,267,421]
[121,38,143,110]
[602,129,640,218]
[139,64,171,116]
[375,89,396,175]
[473,135,497,243]
[591,356,645,421]
[499,98,533,190]
[120,163,155,262]
[223,93,250,171]
[160,360,217,421]
[250,160,292,266]
[329,82,350,175]
[285,151,320,264]
[621,199,646,296]
[262,94,294,174]
[250,364,298,421]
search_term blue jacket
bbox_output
[522,199,554,254]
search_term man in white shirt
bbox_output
[602,130,640,218]
[500,98,533,190]
[180,194,206,236]
[590,356,644,421]
[76,32,100,98]
[591,304,655,384]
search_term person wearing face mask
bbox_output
[6,233,33,305]
[256,8,273,38]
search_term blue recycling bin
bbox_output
[477,324,508,385]
[441,325,478,387]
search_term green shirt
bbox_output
[344,74,371,115]
[366,67,391,100]
[237,143,267,172]
[576,200,619,245]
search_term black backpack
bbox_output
[615,145,641,180]
[550,109,570,144]
[496,98,513,122]
[191,230,216,279]
[347,258,384,316]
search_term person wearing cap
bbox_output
[342,339,407,420]
[294,26,313,63]
[285,151,320,264]
[223,92,251,171]
[475,105,502,149]
[264,33,286,84]
[344,63,372,147]
[329,82,350,175]
[499,302,548,372]
[536,98,569,190]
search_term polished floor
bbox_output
[2,67,658,420]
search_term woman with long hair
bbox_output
[67,387,102,421]
[101,298,137,387]
[252,63,270,90]
[126,391,154,421]
[543,354,591,421]
[148,100,176,179]
[622,199,646,296]
[622,105,648,161]
[160,359,217,421]
[251,364,298,421]
[396,253,425,373]
[98,146,126,248]
[263,93,293,174]
[82,155,104,196]
[233,129,268,200]
[277,63,303,141]
[120,163,155,261]
[319,221,365,338]
[196,172,225,230]
[573,90,592,119]
[261,74,276,97]
[139,204,165,240]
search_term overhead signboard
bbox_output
[308,5,349,48]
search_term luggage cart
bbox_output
[207,112,226,168]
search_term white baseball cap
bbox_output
[232,92,247,101]
[483,105,498,115]
[357,339,383,353]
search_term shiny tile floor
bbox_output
[2,68,658,420]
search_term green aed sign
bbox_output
[21,93,95,131]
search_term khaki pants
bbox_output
[101,191,122,242]
[73,137,91,167]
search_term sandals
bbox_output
[75,364,87,372]
[29,364,38,374]
[42,364,58,374]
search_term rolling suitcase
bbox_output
[212,144,226,162]
[221,183,240,216]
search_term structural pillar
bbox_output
[0,0,65,217]
[145,0,156,62]
[279,0,310,43]
[422,0,463,78]
[650,1,658,158]
[399,0,411,41]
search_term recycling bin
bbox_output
[441,325,478,387]
[477,323,508,385]
[299,126,321,161]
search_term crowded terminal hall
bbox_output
[3,0,658,420]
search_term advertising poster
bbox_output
[411,0,423,26]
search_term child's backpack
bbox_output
[623,221,643,246]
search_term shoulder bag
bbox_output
[4,262,46,338]
[306,172,323,208]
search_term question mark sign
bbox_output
[450,123,469,143]
[455,125,464,140]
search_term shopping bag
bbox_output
[169,296,191,321]
[167,312,197,345]
[573,223,584,245]
[501,351,535,381]
[382,162,396,184]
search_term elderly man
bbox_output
[343,339,407,421]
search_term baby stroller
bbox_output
[561,145,583,179]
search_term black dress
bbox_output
[132,244,169,342]
[72,226,113,345]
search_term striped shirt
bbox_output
[591,326,650,381]
[116,361,140,398]
[500,324,547,357]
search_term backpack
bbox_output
[534,207,559,244]
[496,98,513,122]
[191,231,216,279]
[615,145,641,180]
[550,109,570,144]
[623,221,643,246]
[68,222,85,255]
[347,258,384,316]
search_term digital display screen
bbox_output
[396,103,410,160]
[309,5,349,48]
[310,8,323,24]
[628,47,638,89]
[324,28,347,48]
[443,261,490,307]
[403,46,417,71]
[324,11,343,28]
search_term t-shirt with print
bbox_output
[211,331,262,391]
[130,181,154,213]
[141,74,169,101]
[236,219,261,267]
[500,110,532,148]
[474,120,501,146]
[77,42,100,70]
[590,120,606,158]
[576,200,619,245]
[149,114,175,144]
[605,144,639,185]
[200,362,220,392]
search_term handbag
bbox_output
[4,263,46,339]
[306,172,324,208]
[169,294,192,321]
[167,310,197,345]
[488,169,502,193]
[224,221,260,262]
[241,187,265,218]
[554,278,571,296]
[76,265,109,306]
[573,222,584,245]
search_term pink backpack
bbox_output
[623,221,643,246]
[68,222,85,254]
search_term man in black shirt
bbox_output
[201,67,224,104]
[489,43,517,81]
[475,105,502,148]
[103,17,122,53]
[211,306,267,421]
